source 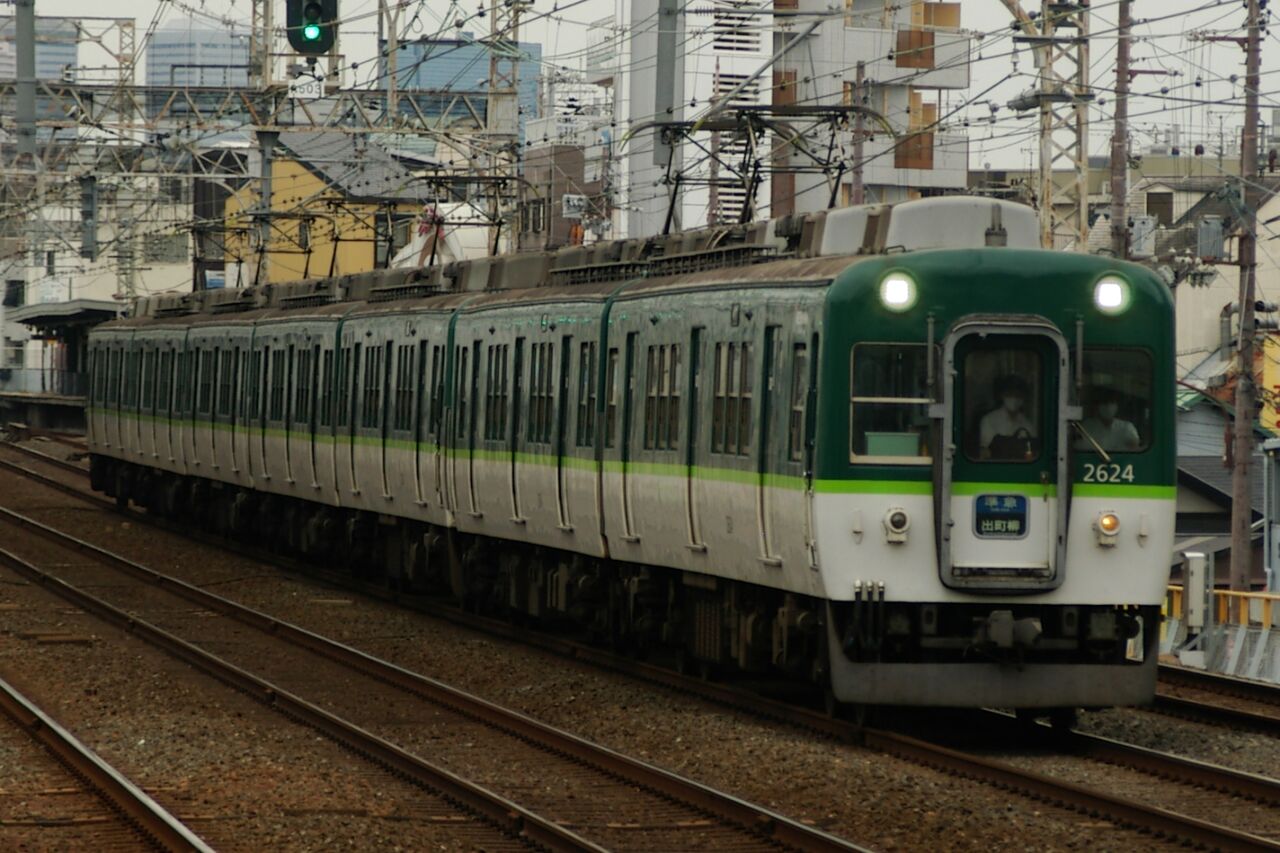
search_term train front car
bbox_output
[816,248,1175,710]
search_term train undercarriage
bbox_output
[93,455,1159,712]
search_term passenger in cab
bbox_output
[1076,386,1140,452]
[980,375,1036,460]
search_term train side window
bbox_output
[156,350,172,414]
[576,341,597,447]
[295,347,313,425]
[319,349,334,428]
[141,348,155,412]
[1076,348,1152,453]
[270,348,287,422]
[528,341,554,444]
[335,347,350,427]
[850,343,933,464]
[360,344,382,429]
[415,341,429,439]
[196,349,213,415]
[455,345,469,436]
[643,344,681,451]
[604,347,619,449]
[788,343,808,462]
[711,341,752,456]
[484,343,509,441]
[394,344,414,433]
[429,345,444,437]
[107,350,118,405]
[218,349,235,418]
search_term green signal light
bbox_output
[302,22,322,40]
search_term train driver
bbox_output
[979,374,1037,460]
[1076,386,1140,452]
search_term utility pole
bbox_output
[486,0,528,254]
[256,130,279,285]
[1231,0,1263,602]
[1110,0,1130,259]
[851,61,865,206]
[382,0,402,121]
[15,0,36,165]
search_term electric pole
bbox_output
[1231,0,1262,602]
[1110,0,1130,259]
[851,61,865,206]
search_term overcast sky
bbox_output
[14,0,1280,168]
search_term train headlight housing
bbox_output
[1094,511,1120,547]
[880,273,917,312]
[1093,277,1129,315]
[884,507,910,544]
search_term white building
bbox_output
[0,16,78,81]
[587,0,970,239]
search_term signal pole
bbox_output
[1109,0,1130,260]
[1231,0,1262,602]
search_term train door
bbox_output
[619,332,639,541]
[284,342,296,483]
[466,341,480,515]
[347,342,362,494]
[509,338,524,520]
[685,327,705,550]
[228,346,241,474]
[756,326,782,565]
[939,322,1072,592]
[555,335,573,529]
[258,345,271,481]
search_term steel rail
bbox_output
[3,449,1277,849]
[0,440,91,475]
[0,501,867,853]
[0,543,603,853]
[1158,664,1280,707]
[0,674,214,852]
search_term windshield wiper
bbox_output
[1071,421,1112,463]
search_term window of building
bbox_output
[850,343,933,463]
[1146,191,1174,226]
[3,281,24,308]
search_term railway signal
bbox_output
[287,0,338,55]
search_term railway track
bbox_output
[4,440,1280,849]
[1154,665,1280,735]
[0,672,212,852]
[0,490,864,852]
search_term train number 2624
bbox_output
[1082,463,1135,483]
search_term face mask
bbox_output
[1002,395,1023,413]
[1098,403,1119,419]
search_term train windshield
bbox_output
[849,343,933,463]
[961,347,1043,463]
[1075,349,1152,453]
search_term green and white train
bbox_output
[87,197,1175,711]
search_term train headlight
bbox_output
[1095,511,1120,547]
[1093,277,1129,314]
[884,507,910,544]
[880,273,917,312]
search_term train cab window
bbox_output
[961,348,1042,463]
[1075,349,1152,453]
[850,343,933,463]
